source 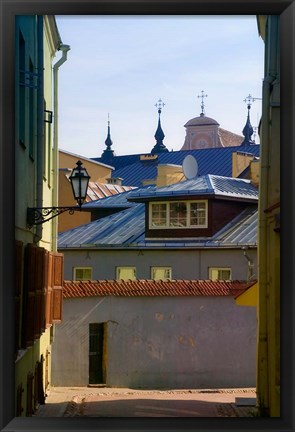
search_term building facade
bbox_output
[256,14,280,417]
[15,15,65,416]
[52,280,257,389]
[58,175,258,283]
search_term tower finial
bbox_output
[241,95,255,146]
[101,113,115,162]
[197,90,208,117]
[150,99,169,154]
[155,98,165,115]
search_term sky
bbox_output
[55,15,264,159]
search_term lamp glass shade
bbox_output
[69,161,90,207]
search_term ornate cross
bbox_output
[197,90,208,116]
[155,98,165,114]
[244,94,255,110]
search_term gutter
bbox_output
[52,43,70,251]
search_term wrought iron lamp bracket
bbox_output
[27,206,80,228]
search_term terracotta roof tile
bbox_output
[63,279,255,299]
[86,182,135,202]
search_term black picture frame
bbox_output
[1,1,294,431]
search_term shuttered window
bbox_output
[21,244,64,348]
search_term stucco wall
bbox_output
[51,296,256,388]
[61,248,257,281]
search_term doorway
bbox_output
[89,323,106,385]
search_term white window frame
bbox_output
[116,267,136,280]
[73,267,93,281]
[209,267,232,281]
[151,266,172,280]
[149,200,208,229]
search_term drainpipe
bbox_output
[52,44,70,251]
[34,16,44,243]
[257,15,278,415]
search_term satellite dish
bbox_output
[182,155,198,179]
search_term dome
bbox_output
[184,115,220,127]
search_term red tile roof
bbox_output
[63,279,255,299]
[86,182,135,202]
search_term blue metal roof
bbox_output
[82,184,156,209]
[58,204,258,250]
[59,204,145,248]
[129,175,258,201]
[91,145,260,187]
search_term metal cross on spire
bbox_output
[244,94,255,111]
[197,90,208,116]
[155,98,165,115]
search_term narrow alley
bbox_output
[35,387,257,418]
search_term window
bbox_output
[150,200,208,229]
[151,267,172,280]
[209,268,232,281]
[116,267,136,280]
[74,267,93,281]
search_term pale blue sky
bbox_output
[55,15,264,159]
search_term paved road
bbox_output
[36,387,257,418]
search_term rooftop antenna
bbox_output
[197,90,208,117]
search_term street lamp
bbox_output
[27,160,90,228]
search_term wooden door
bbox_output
[89,323,105,384]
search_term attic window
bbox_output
[151,267,172,280]
[116,267,136,280]
[209,268,232,281]
[149,200,208,229]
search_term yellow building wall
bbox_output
[156,164,185,187]
[250,160,260,187]
[235,283,258,307]
[232,152,255,178]
[58,170,92,232]
[15,329,52,415]
[59,150,113,183]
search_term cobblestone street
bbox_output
[35,387,258,418]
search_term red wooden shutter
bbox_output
[52,253,64,323]
[45,253,53,328]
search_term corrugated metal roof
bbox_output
[83,184,155,209]
[58,204,258,249]
[129,175,258,201]
[92,145,260,187]
[63,279,255,298]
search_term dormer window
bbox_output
[149,200,208,229]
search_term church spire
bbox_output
[105,113,113,150]
[241,95,255,146]
[101,114,115,163]
[151,99,169,154]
